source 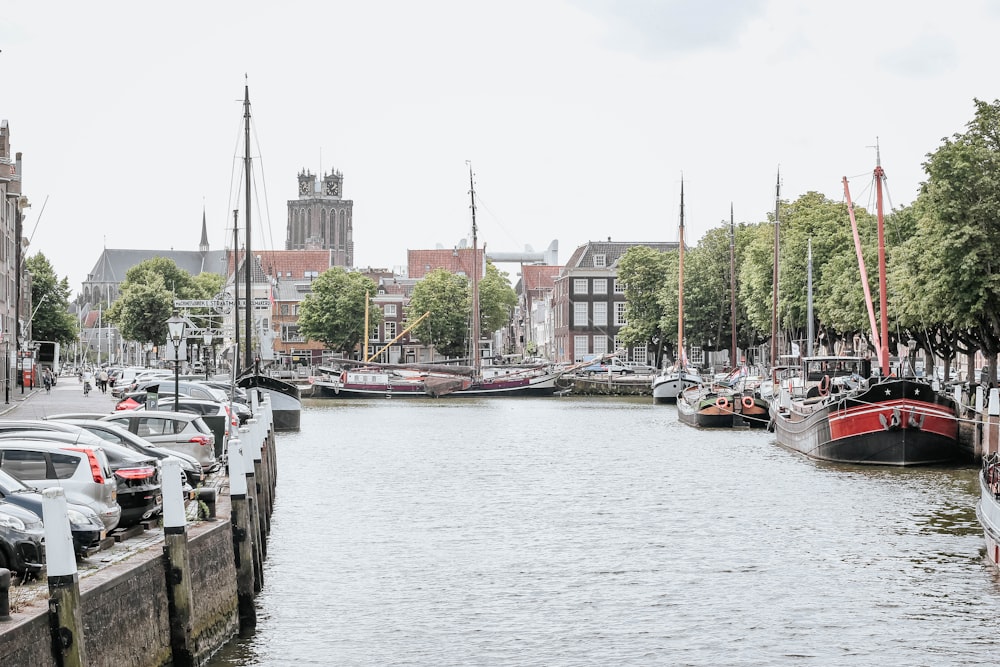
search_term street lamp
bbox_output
[202,331,213,381]
[166,313,186,412]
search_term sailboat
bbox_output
[232,85,302,430]
[652,179,702,403]
[768,155,960,465]
[312,165,563,398]
[674,190,768,428]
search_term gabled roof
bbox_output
[563,241,678,270]
[407,248,484,279]
[521,265,562,292]
[85,249,230,283]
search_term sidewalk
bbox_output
[0,376,120,419]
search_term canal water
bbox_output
[208,396,998,666]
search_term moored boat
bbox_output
[677,366,769,429]
[977,454,1000,569]
[652,365,702,403]
[769,356,960,465]
[232,85,301,430]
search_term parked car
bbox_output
[0,501,45,575]
[56,419,204,486]
[0,429,162,528]
[100,410,217,471]
[582,360,634,375]
[0,440,121,531]
[0,467,104,555]
[143,398,233,457]
[622,361,657,375]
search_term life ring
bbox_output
[715,396,730,410]
[741,395,754,410]
[818,374,830,396]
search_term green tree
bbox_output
[297,268,381,355]
[108,277,175,345]
[898,98,1000,379]
[106,258,206,345]
[25,253,77,345]
[617,245,674,367]
[407,269,470,358]
[478,262,517,336]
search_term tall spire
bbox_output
[199,205,209,253]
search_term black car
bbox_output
[0,468,104,556]
[0,500,45,575]
[0,429,162,529]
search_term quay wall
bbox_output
[568,376,652,396]
[0,502,237,667]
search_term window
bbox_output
[385,321,397,340]
[614,336,625,351]
[573,278,588,295]
[632,347,648,363]
[0,450,48,480]
[50,452,81,480]
[280,304,289,316]
[593,302,607,326]
[594,254,607,267]
[592,336,608,355]
[614,279,626,293]
[593,279,608,294]
[384,304,397,317]
[574,335,589,360]
[574,302,589,327]
[614,302,627,326]
[282,325,304,342]
[690,346,704,365]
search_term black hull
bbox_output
[770,378,960,466]
[238,374,302,431]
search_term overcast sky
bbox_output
[3,0,999,290]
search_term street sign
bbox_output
[174,295,269,311]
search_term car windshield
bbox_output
[0,467,31,491]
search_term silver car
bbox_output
[0,440,121,531]
[100,410,217,471]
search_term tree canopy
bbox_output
[26,252,77,346]
[296,268,381,355]
[407,269,470,358]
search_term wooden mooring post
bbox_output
[42,488,88,667]
[228,438,257,632]
[162,459,195,666]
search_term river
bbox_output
[207,396,998,666]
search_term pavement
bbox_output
[0,374,121,419]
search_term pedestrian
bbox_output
[97,368,109,393]
[42,368,53,393]
[81,367,94,396]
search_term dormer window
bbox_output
[594,254,607,267]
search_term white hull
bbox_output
[652,371,701,403]
[979,460,1000,569]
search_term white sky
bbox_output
[3,0,999,290]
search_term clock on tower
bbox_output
[325,180,340,196]
[299,180,311,195]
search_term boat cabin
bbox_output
[802,356,871,382]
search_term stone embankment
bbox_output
[0,378,277,666]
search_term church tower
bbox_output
[286,167,353,267]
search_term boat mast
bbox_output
[242,84,253,373]
[729,203,737,368]
[770,170,780,367]
[468,163,481,374]
[807,239,814,357]
[874,146,889,376]
[678,178,685,367]
[843,175,883,369]
[232,210,240,376]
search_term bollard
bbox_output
[228,439,257,632]
[42,487,88,667]
[161,460,195,667]
[0,568,10,622]
[248,421,270,553]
